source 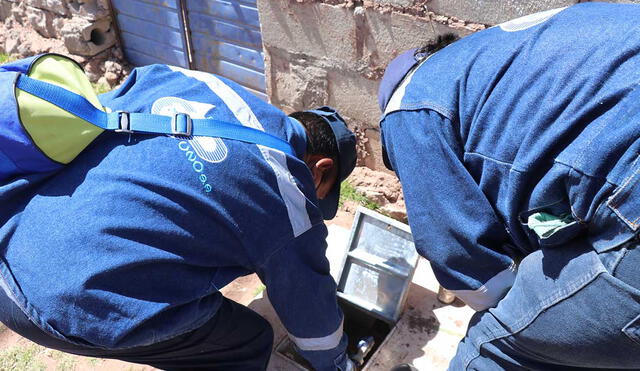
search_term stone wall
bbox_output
[0,0,128,87]
[257,0,639,171]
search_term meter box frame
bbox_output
[276,207,420,369]
[335,207,419,324]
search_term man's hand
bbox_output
[343,357,357,371]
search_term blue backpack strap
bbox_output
[16,74,296,157]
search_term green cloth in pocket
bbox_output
[527,212,576,239]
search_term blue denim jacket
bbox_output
[380,2,640,310]
[0,65,347,370]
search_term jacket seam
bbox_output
[385,102,455,122]
[464,151,514,168]
[555,159,618,185]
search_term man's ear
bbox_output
[308,156,334,186]
[315,158,334,173]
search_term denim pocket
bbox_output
[519,206,586,248]
[535,220,586,247]
[489,243,606,335]
[608,167,640,231]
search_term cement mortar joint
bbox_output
[291,0,491,30]
[268,46,362,73]
[269,46,386,82]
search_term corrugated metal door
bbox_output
[185,1,267,101]
[110,0,190,68]
[109,0,266,100]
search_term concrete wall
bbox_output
[258,0,640,170]
[0,0,128,87]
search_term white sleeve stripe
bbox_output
[258,145,312,236]
[289,318,344,351]
[384,55,432,115]
[449,262,517,311]
[498,7,567,32]
[167,65,264,130]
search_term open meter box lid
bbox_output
[335,207,419,324]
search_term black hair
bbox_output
[289,111,338,160]
[415,33,460,60]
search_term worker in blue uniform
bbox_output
[0,64,356,370]
[379,3,640,369]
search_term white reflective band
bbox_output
[499,7,567,32]
[450,262,517,311]
[384,54,433,116]
[168,66,264,130]
[259,145,311,236]
[290,318,344,351]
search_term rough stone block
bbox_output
[258,0,359,66]
[350,166,402,201]
[104,59,123,75]
[362,127,387,171]
[362,8,468,68]
[26,6,57,38]
[427,0,578,25]
[0,1,13,21]
[61,17,116,56]
[326,69,381,128]
[10,1,27,24]
[25,0,69,16]
[4,35,20,55]
[264,49,329,112]
[73,0,111,21]
[380,201,407,223]
[82,49,109,82]
[53,17,66,33]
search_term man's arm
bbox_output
[256,223,350,371]
[381,109,516,311]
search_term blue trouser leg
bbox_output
[450,240,640,370]
[0,291,274,370]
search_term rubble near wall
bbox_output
[0,0,129,88]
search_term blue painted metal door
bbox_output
[110,0,267,100]
[110,0,190,68]
[185,0,267,100]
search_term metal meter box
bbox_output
[276,207,419,369]
[336,207,419,324]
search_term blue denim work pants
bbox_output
[450,238,640,370]
[0,291,274,370]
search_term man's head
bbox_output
[289,107,356,220]
[378,33,460,114]
[378,33,460,170]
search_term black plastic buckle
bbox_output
[114,111,133,134]
[171,113,193,137]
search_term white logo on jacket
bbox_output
[151,96,229,163]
